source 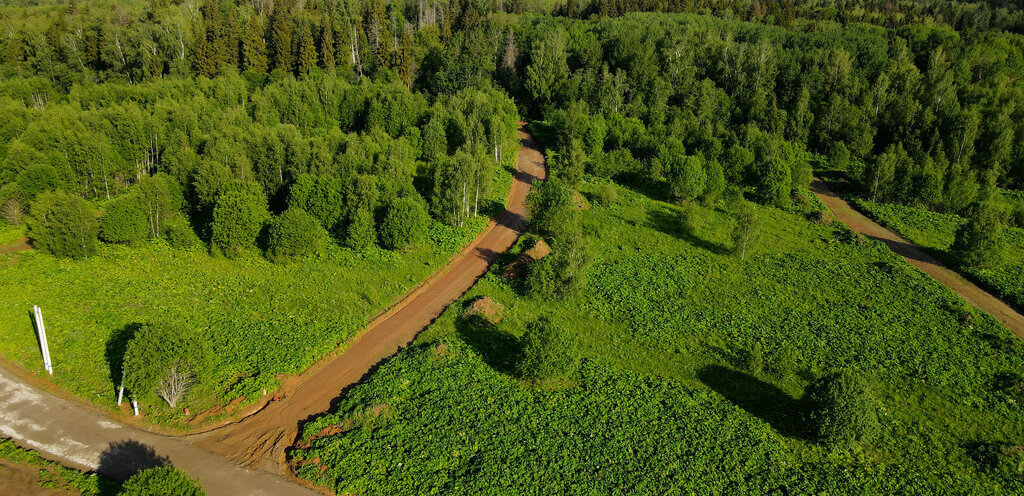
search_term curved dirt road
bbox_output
[191,124,546,473]
[0,125,545,494]
[0,365,315,495]
[811,177,1024,340]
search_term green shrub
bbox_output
[668,155,707,203]
[589,149,637,179]
[15,164,61,200]
[210,189,269,256]
[679,202,700,236]
[162,215,201,249]
[757,158,791,208]
[828,142,851,171]
[345,207,376,251]
[701,159,725,205]
[27,190,98,259]
[288,174,346,231]
[118,466,205,496]
[527,232,588,300]
[123,323,212,408]
[807,370,881,446]
[517,317,580,382]
[593,184,617,207]
[265,208,329,262]
[526,178,578,240]
[100,195,148,244]
[379,196,429,250]
[951,201,1006,269]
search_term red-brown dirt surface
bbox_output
[190,124,546,473]
[0,237,31,255]
[811,177,1024,340]
[0,459,73,496]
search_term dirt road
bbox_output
[0,366,315,495]
[0,125,545,494]
[810,177,1024,340]
[191,124,547,474]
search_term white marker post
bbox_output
[32,306,53,375]
[117,372,125,406]
[131,399,139,416]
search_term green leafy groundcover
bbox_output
[292,181,1024,494]
[853,198,1024,312]
[295,340,792,494]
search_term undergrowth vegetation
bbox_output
[292,180,1024,494]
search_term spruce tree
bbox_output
[242,17,268,73]
[221,11,242,67]
[397,24,415,86]
[193,32,218,78]
[296,25,318,76]
[319,18,336,70]
[269,6,293,73]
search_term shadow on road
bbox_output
[97,439,170,481]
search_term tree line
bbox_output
[1,69,518,259]
[3,1,1024,268]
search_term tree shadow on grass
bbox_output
[646,207,730,255]
[455,314,521,376]
[105,323,143,400]
[697,365,813,440]
[96,439,170,481]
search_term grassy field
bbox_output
[0,222,25,246]
[0,438,117,495]
[292,179,1024,494]
[853,198,1024,312]
[0,168,512,427]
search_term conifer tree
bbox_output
[296,25,318,76]
[193,31,218,78]
[200,1,223,70]
[319,18,336,70]
[221,11,242,67]
[397,24,415,86]
[269,5,294,73]
[242,17,268,73]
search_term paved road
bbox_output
[192,124,547,474]
[0,124,545,494]
[811,177,1024,340]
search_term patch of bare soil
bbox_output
[573,190,591,210]
[0,237,31,255]
[463,296,506,324]
[502,238,551,280]
[0,460,75,496]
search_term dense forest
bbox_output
[3,0,1024,493]
[1,0,1023,261]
